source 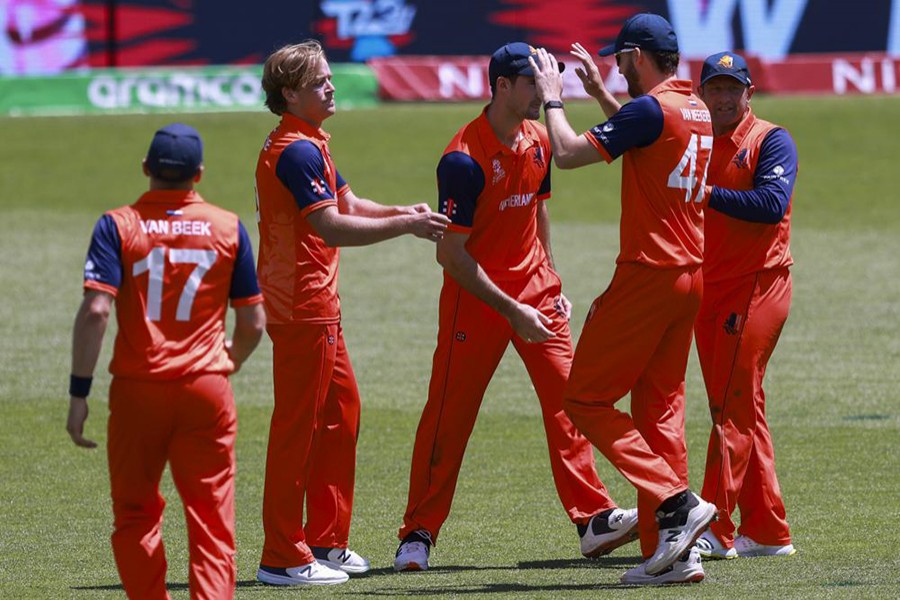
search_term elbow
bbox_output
[553,151,579,170]
[83,297,111,327]
[435,243,458,271]
[317,228,343,247]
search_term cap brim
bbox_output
[700,72,751,86]
[515,60,565,78]
[597,44,616,57]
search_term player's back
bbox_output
[618,80,712,268]
[105,190,241,379]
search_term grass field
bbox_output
[1,96,898,599]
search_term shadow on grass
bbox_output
[71,557,645,593]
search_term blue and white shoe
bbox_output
[621,546,705,585]
[311,546,371,574]
[257,561,349,586]
[734,535,796,557]
[394,530,432,572]
[695,529,737,560]
[578,507,639,558]
[645,491,717,575]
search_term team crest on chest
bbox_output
[732,149,749,169]
[492,158,506,185]
[533,146,545,169]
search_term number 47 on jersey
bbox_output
[668,133,713,203]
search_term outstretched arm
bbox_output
[307,201,449,247]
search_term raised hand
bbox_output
[528,47,564,103]
[570,42,606,100]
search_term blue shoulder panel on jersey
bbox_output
[336,170,347,191]
[84,214,122,288]
[588,95,664,160]
[437,151,485,228]
[230,221,262,300]
[709,128,797,224]
[276,140,337,211]
[538,157,551,197]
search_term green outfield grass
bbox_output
[1,96,898,598]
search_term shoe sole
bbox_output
[621,571,705,585]
[645,503,718,576]
[696,549,737,560]
[737,547,797,558]
[256,570,348,586]
[394,561,427,572]
[317,559,371,574]
[583,524,640,558]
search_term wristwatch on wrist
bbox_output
[543,100,564,111]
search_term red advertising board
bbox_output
[369,54,900,99]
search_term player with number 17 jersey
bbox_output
[83,188,263,378]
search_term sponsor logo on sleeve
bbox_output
[761,164,791,185]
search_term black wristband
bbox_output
[543,100,564,111]
[69,375,93,398]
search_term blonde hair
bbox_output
[262,40,326,115]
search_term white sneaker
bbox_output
[621,546,705,585]
[695,529,737,560]
[645,491,717,575]
[734,535,796,557]
[311,546,371,574]
[579,507,639,558]
[394,530,432,572]
[256,561,349,586]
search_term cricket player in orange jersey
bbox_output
[692,52,798,561]
[393,43,638,573]
[66,123,266,600]
[254,40,450,586]
[530,14,719,585]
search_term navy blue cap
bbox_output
[489,42,565,87]
[146,123,203,182]
[597,13,679,57]
[700,51,752,86]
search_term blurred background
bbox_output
[1,0,898,116]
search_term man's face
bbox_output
[699,76,753,132]
[507,75,541,121]
[616,50,642,98]
[289,58,336,124]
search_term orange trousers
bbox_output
[107,374,237,600]
[696,268,792,547]
[400,264,616,542]
[563,263,703,559]
[261,323,360,567]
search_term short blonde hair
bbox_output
[262,40,326,115]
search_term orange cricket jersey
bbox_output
[587,79,713,268]
[703,111,794,283]
[84,190,263,379]
[438,109,552,281]
[255,112,349,324]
